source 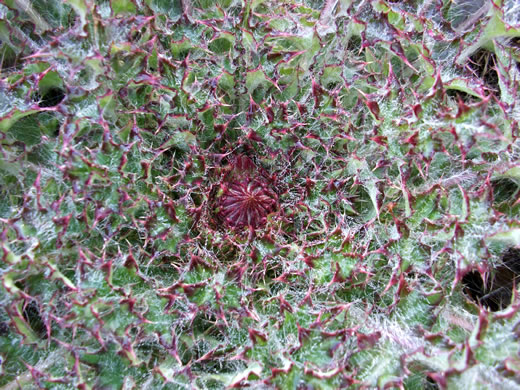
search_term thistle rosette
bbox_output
[1,0,520,389]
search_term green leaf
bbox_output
[487,228,520,246]
[229,362,263,387]
[0,110,39,133]
[11,304,41,345]
[110,0,136,15]
[7,115,42,146]
[65,0,88,30]
[146,0,182,18]
[208,33,234,54]
[497,167,520,183]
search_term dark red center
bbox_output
[218,179,277,229]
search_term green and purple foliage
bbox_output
[1,0,520,388]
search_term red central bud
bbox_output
[218,179,278,229]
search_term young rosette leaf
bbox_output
[1,0,520,389]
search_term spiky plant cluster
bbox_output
[1,0,520,388]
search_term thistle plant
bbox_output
[1,0,520,388]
